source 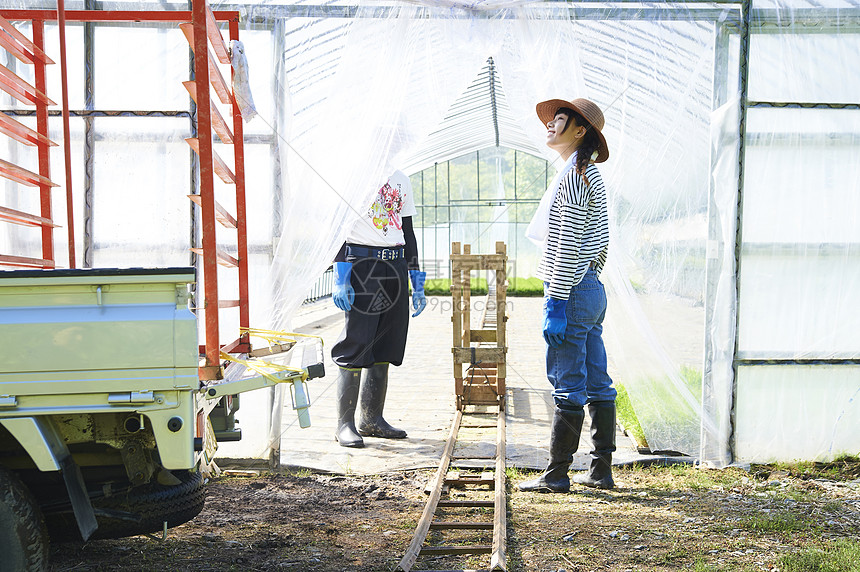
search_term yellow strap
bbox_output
[220,351,306,382]
[240,326,324,347]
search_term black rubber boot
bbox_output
[518,407,584,493]
[335,368,364,448]
[358,363,407,439]
[572,400,616,489]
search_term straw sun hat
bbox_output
[536,97,609,163]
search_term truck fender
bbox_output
[0,416,98,541]
[0,416,64,472]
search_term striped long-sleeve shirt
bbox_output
[535,163,609,300]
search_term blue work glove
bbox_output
[409,270,427,317]
[332,262,354,312]
[543,296,567,348]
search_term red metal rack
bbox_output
[181,1,252,379]
[0,14,63,269]
[0,2,252,379]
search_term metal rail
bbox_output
[397,406,507,572]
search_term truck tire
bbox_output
[0,466,49,572]
[47,469,206,542]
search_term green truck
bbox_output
[0,267,321,571]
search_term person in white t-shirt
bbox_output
[329,170,426,448]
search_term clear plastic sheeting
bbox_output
[739,107,860,361]
[735,365,860,463]
[1,0,858,465]
[265,2,727,465]
[701,96,742,467]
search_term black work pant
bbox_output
[331,257,409,369]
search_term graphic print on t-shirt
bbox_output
[366,181,404,236]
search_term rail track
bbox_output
[397,242,509,572]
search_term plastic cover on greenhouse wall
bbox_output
[261,0,860,464]
[1,0,857,464]
[732,0,860,463]
[263,0,732,462]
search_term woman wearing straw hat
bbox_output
[519,97,617,492]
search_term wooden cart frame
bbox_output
[451,240,508,410]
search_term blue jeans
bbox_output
[546,270,616,409]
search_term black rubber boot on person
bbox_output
[357,362,407,439]
[517,406,584,493]
[572,400,616,489]
[335,368,364,448]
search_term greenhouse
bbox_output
[1,0,858,474]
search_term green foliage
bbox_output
[779,539,860,572]
[511,149,552,201]
[615,384,648,449]
[691,559,720,572]
[423,277,543,296]
[631,463,747,492]
[423,278,449,296]
[679,364,703,393]
[505,466,531,481]
[629,278,647,293]
[508,277,544,296]
[657,545,689,563]
[619,366,702,451]
[424,277,488,295]
[681,467,744,491]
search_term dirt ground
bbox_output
[48,460,860,572]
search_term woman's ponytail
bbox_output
[572,112,600,187]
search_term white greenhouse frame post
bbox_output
[701,3,745,468]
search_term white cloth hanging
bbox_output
[230,40,257,122]
[524,151,578,250]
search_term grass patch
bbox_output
[691,559,720,572]
[691,559,758,572]
[615,383,647,448]
[744,511,814,533]
[777,488,821,503]
[618,365,702,454]
[629,463,746,491]
[506,466,534,481]
[764,455,860,481]
[283,467,314,478]
[823,500,846,514]
[657,545,689,563]
[780,539,860,572]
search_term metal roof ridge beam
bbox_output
[487,57,500,147]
